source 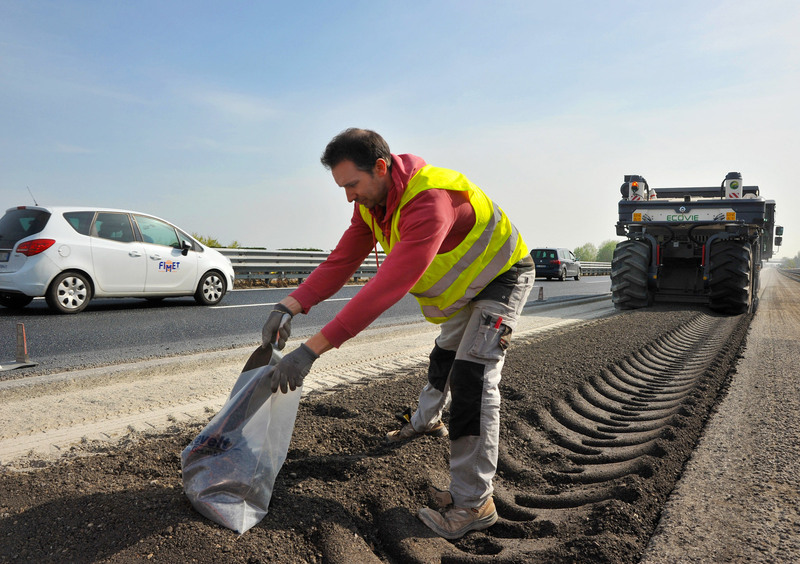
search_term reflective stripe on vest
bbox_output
[359,165,528,323]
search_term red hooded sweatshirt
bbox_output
[289,153,475,348]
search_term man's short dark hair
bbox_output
[320,128,392,172]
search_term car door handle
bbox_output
[129,250,143,257]
[149,254,163,260]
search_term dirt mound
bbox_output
[0,307,749,563]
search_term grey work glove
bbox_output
[271,343,319,394]
[262,303,293,350]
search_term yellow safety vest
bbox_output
[359,165,528,323]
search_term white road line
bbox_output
[211,297,352,309]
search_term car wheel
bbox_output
[559,268,566,281]
[574,268,581,281]
[194,271,226,305]
[46,271,92,314]
[0,292,34,310]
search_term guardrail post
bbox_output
[16,323,31,364]
[538,287,544,301]
[1,323,37,371]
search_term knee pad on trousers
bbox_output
[449,359,485,440]
[428,344,456,393]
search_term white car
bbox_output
[0,206,235,313]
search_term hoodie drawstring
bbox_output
[370,215,380,269]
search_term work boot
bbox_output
[385,420,448,443]
[428,485,453,508]
[418,497,498,540]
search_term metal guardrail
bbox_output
[580,261,613,276]
[219,248,612,283]
[219,248,384,283]
[779,268,800,283]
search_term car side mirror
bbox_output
[181,240,192,256]
[775,225,784,236]
[775,236,782,247]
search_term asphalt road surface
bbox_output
[0,276,610,377]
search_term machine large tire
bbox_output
[709,241,751,314]
[611,240,651,309]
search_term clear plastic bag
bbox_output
[181,345,301,534]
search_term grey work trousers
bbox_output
[410,269,535,509]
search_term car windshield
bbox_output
[0,209,51,247]
[532,249,557,260]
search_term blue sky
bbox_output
[2,1,798,259]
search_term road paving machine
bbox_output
[611,172,783,314]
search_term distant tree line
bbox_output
[192,234,235,248]
[572,240,800,269]
[193,233,800,270]
[192,234,322,252]
[782,251,800,268]
[573,240,618,262]
[194,231,620,260]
